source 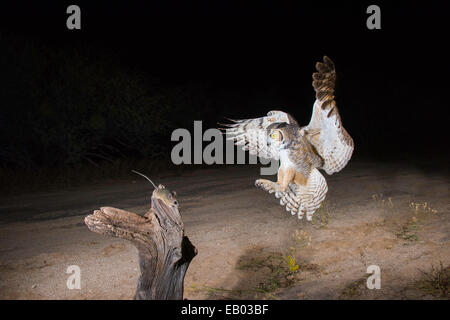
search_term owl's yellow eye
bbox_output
[271,132,278,139]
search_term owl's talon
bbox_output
[255,179,277,193]
[298,207,305,220]
[255,179,264,188]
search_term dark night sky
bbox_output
[1,1,449,163]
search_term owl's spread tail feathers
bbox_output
[258,168,328,221]
[296,168,328,220]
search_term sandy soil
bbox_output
[0,159,449,300]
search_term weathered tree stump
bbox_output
[84,184,197,300]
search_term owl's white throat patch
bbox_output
[279,149,294,170]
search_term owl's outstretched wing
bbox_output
[304,56,354,175]
[221,110,298,160]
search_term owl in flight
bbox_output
[222,56,354,221]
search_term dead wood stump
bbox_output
[84,186,197,300]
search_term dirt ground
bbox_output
[0,159,448,300]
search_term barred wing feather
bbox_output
[222,110,297,160]
[305,56,354,175]
[275,168,328,220]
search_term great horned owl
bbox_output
[222,56,354,221]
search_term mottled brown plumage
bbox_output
[222,56,354,220]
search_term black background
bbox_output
[0,299,447,319]
[0,1,448,170]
